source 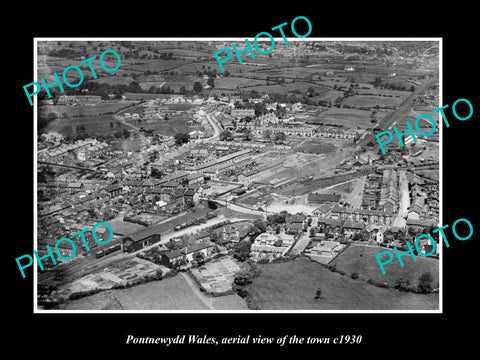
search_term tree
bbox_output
[193,82,203,92]
[174,132,190,145]
[252,219,267,233]
[193,252,205,266]
[314,287,322,299]
[417,272,434,293]
[122,128,130,138]
[207,200,217,209]
[234,269,254,285]
[210,232,220,242]
[232,240,252,262]
[274,131,286,144]
[219,130,233,141]
[394,278,412,291]
[242,128,252,141]
[207,77,215,88]
[263,129,271,140]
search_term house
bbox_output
[184,187,200,206]
[182,242,215,263]
[317,217,342,235]
[122,227,161,253]
[309,240,342,257]
[254,232,280,246]
[285,214,306,234]
[330,206,394,226]
[406,219,438,232]
[342,220,364,238]
[160,249,184,267]
[231,108,255,119]
[312,203,333,218]
[103,183,123,198]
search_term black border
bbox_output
[7,4,479,355]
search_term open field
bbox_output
[126,116,199,136]
[245,257,439,310]
[341,95,404,108]
[313,107,372,128]
[60,273,248,310]
[330,244,440,287]
[44,114,127,136]
[293,139,339,155]
[240,81,332,96]
[41,102,137,118]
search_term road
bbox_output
[193,110,222,143]
[393,170,410,228]
[290,233,310,255]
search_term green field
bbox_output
[61,273,248,310]
[294,139,339,154]
[245,257,439,310]
[128,115,198,136]
[40,102,137,118]
[314,107,372,128]
[330,244,440,287]
[342,95,404,108]
[44,114,125,136]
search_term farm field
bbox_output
[293,139,339,154]
[314,107,372,128]
[61,273,248,310]
[126,115,199,136]
[329,244,440,287]
[341,95,404,108]
[245,257,439,310]
[241,81,332,96]
[41,102,137,118]
[44,113,126,136]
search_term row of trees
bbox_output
[370,77,415,92]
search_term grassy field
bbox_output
[330,244,440,287]
[44,114,126,136]
[341,95,404,108]
[314,107,372,128]
[126,115,197,136]
[294,139,339,154]
[61,274,248,310]
[246,257,439,310]
[40,102,137,118]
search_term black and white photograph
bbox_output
[33,38,441,312]
[6,5,478,356]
